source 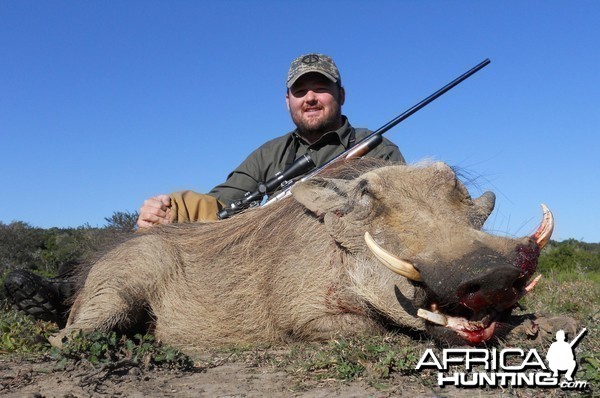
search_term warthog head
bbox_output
[292,161,553,345]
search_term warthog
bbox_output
[51,160,555,350]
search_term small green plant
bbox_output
[50,330,195,371]
[579,352,600,384]
[281,335,419,381]
[0,305,56,354]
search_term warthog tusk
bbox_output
[418,309,495,333]
[364,232,422,281]
[525,274,542,292]
[417,308,448,326]
[532,204,554,249]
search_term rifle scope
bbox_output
[217,154,315,219]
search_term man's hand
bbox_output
[137,194,172,228]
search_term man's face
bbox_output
[286,73,345,138]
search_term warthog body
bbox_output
[54,160,553,350]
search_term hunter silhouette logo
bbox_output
[546,328,587,382]
[415,327,590,390]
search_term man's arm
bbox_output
[136,144,272,228]
[136,191,225,228]
[136,133,403,227]
[207,139,285,206]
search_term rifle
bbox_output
[218,58,491,219]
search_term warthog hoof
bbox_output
[48,330,70,348]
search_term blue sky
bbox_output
[1,1,598,242]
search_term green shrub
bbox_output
[0,221,47,274]
[539,239,600,274]
[282,335,419,381]
[51,330,195,371]
[0,305,55,353]
[104,210,139,233]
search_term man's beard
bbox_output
[292,106,343,138]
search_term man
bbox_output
[138,53,403,227]
[4,53,405,324]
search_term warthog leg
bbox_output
[49,288,139,347]
[50,234,181,347]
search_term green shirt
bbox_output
[208,117,405,205]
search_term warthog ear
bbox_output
[471,191,496,229]
[293,175,381,252]
[291,177,354,216]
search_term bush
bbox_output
[0,221,47,274]
[51,330,195,371]
[0,212,138,300]
[104,210,139,233]
[538,239,600,276]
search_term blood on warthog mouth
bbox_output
[415,205,554,344]
[417,307,497,344]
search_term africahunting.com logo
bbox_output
[416,328,589,390]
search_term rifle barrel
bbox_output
[371,58,490,138]
[298,58,491,182]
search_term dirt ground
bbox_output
[0,357,430,398]
[0,312,592,397]
[1,353,585,398]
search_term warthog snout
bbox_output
[457,265,526,312]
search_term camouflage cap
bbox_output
[286,53,341,88]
